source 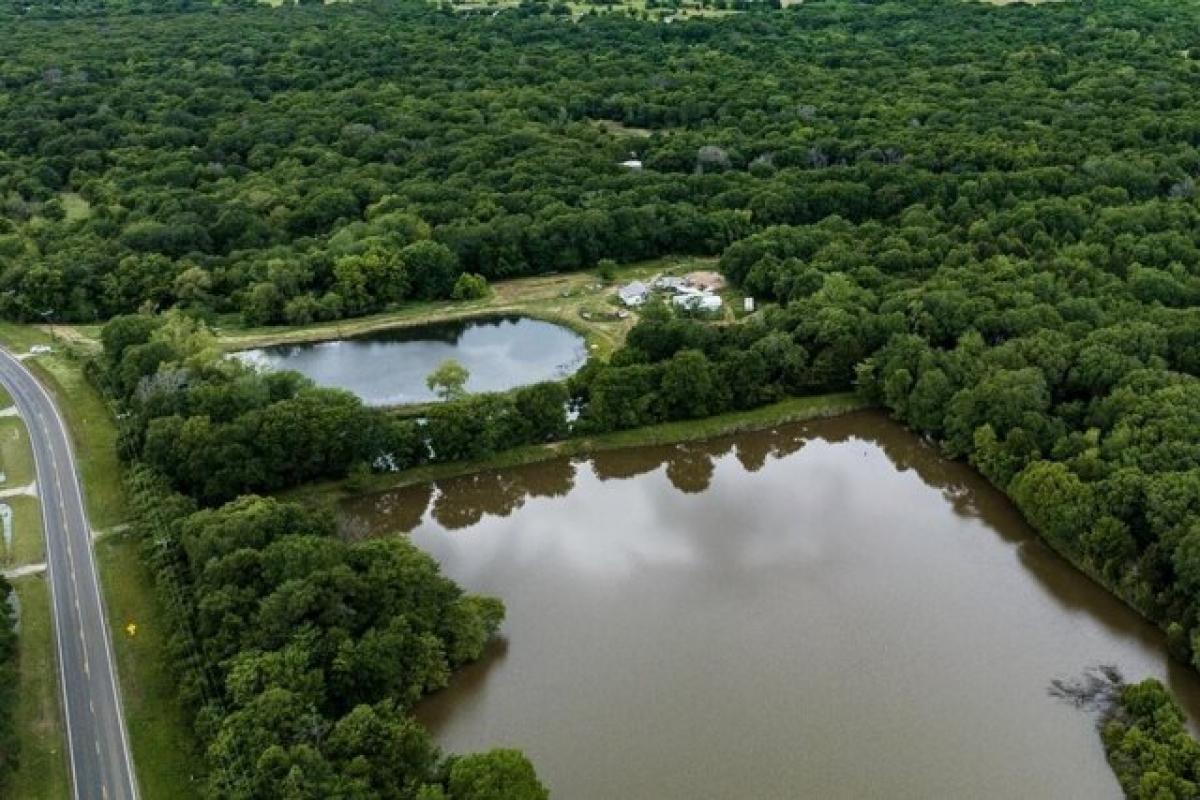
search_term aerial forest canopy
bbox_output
[0,0,1197,323]
[14,0,1200,794]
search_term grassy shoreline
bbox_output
[289,391,869,505]
[40,256,725,362]
[211,256,720,359]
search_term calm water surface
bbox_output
[234,315,586,405]
[341,411,1200,799]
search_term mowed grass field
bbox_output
[8,576,69,800]
[2,496,44,567]
[0,415,35,490]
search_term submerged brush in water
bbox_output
[1048,665,1125,721]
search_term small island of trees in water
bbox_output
[4,0,1200,796]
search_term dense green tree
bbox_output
[1103,679,1200,800]
[427,360,470,402]
[60,0,1200,793]
[404,242,460,302]
[660,349,717,419]
[445,750,548,800]
[451,273,489,301]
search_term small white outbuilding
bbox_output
[618,281,650,306]
[673,293,723,312]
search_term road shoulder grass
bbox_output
[95,532,199,796]
[7,575,69,800]
[0,412,43,567]
[3,496,44,567]
[26,356,127,531]
[0,416,35,490]
[0,324,199,799]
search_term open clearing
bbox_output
[216,256,725,357]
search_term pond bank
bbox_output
[233,316,588,406]
[287,391,869,505]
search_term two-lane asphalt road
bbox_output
[0,348,138,800]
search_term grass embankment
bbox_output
[0,323,199,800]
[0,323,124,530]
[96,533,199,796]
[0,413,43,567]
[28,357,127,532]
[3,497,44,568]
[44,255,735,388]
[8,576,69,799]
[0,416,35,490]
[293,391,868,505]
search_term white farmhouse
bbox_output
[618,281,650,306]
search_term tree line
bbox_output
[53,0,1200,793]
[5,0,1200,327]
[93,316,549,797]
[1103,679,1200,799]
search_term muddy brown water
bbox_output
[340,411,1200,799]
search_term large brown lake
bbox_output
[340,410,1200,799]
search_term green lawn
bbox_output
[2,496,44,567]
[0,413,42,567]
[95,533,200,799]
[26,356,127,531]
[0,416,35,490]
[36,254,722,370]
[8,576,69,800]
[0,324,122,528]
[0,323,54,355]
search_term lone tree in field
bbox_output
[427,359,470,401]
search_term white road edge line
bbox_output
[1,348,140,800]
[0,353,83,800]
